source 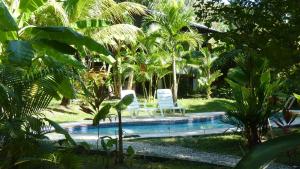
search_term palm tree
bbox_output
[145,0,200,102]
[197,48,222,99]
[63,0,147,98]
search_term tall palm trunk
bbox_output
[127,72,134,90]
[207,68,211,99]
[172,54,178,102]
[148,76,153,101]
[114,53,122,98]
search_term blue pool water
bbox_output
[66,115,233,136]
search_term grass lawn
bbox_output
[78,154,229,169]
[44,98,233,123]
[178,98,233,113]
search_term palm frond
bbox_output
[92,24,143,50]
[64,0,96,21]
[31,1,69,26]
[92,1,146,24]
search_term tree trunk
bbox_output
[172,55,178,102]
[207,67,211,99]
[117,110,123,163]
[245,124,261,148]
[148,77,153,101]
[60,97,70,107]
[207,86,211,99]
[114,56,122,98]
[142,82,148,99]
[127,72,134,90]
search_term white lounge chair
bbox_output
[156,89,185,117]
[121,90,157,117]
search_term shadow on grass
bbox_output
[133,133,246,156]
[47,107,78,115]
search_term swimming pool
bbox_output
[65,115,233,137]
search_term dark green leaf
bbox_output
[127,146,135,157]
[44,118,76,146]
[76,19,109,29]
[0,1,18,31]
[7,40,34,66]
[36,39,77,55]
[114,94,134,111]
[40,49,85,69]
[106,138,117,149]
[93,104,112,125]
[31,26,110,55]
[235,133,300,169]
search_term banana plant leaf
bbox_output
[0,1,18,31]
[31,26,110,55]
[235,133,300,169]
[7,40,34,67]
[93,104,112,125]
[114,94,134,111]
[75,19,109,29]
[35,39,78,55]
[45,118,76,146]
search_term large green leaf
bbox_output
[44,118,76,146]
[227,67,246,85]
[0,1,18,31]
[35,39,77,55]
[31,27,110,55]
[93,104,112,125]
[7,40,34,66]
[235,133,300,169]
[75,19,109,29]
[57,78,75,99]
[99,54,116,64]
[114,94,134,111]
[19,0,47,13]
[0,30,17,42]
[45,51,85,69]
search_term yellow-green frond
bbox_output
[92,24,143,50]
[33,1,69,26]
[99,2,146,23]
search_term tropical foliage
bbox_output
[196,48,222,99]
[225,52,282,148]
[0,0,107,168]
[145,0,201,101]
[0,0,299,168]
[235,133,300,169]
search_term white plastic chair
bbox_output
[121,90,157,117]
[156,89,185,117]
